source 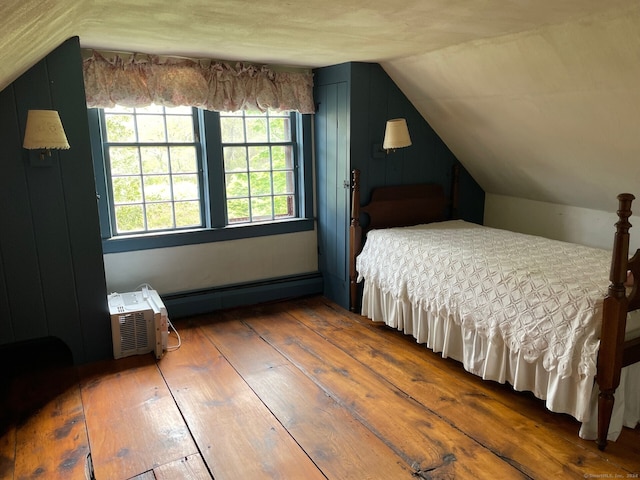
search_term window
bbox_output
[102,105,202,234]
[90,106,313,253]
[220,110,296,224]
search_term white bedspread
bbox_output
[356,220,640,440]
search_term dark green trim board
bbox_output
[314,80,350,308]
[99,218,315,254]
[313,62,485,310]
[162,272,323,319]
[0,37,111,364]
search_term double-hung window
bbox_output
[102,105,202,234]
[220,110,297,224]
[89,105,313,253]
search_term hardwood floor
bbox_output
[2,295,639,479]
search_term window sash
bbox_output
[100,107,205,235]
[221,118,298,224]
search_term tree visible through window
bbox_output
[220,110,296,223]
[99,105,299,237]
[102,105,202,234]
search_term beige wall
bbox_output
[386,4,640,215]
[484,193,640,252]
[103,229,318,295]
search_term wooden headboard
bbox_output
[348,167,459,311]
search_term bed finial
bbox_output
[597,192,635,450]
[610,193,634,289]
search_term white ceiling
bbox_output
[2,0,640,212]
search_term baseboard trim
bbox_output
[162,272,323,319]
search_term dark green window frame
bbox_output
[88,108,314,254]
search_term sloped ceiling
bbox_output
[2,0,639,212]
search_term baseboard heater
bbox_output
[162,272,323,319]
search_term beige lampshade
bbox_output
[382,118,411,151]
[23,110,70,151]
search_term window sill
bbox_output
[101,218,315,254]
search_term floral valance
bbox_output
[82,50,315,114]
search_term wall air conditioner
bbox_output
[108,287,168,359]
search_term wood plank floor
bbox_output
[2,295,639,479]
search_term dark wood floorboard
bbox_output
[201,316,434,479]
[79,355,199,480]
[157,322,325,480]
[281,298,640,475]
[1,295,639,479]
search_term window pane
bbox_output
[115,204,144,232]
[273,171,294,194]
[251,197,272,221]
[274,195,294,217]
[105,114,135,142]
[140,147,169,174]
[224,147,247,172]
[269,117,291,142]
[109,147,140,175]
[112,177,142,203]
[220,117,245,143]
[250,172,272,196]
[248,147,270,171]
[166,115,194,142]
[271,146,293,169]
[246,117,268,143]
[226,173,249,197]
[227,198,250,223]
[172,174,200,200]
[144,175,171,201]
[175,201,201,227]
[137,115,166,142]
[170,146,198,173]
[146,202,173,230]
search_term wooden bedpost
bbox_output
[597,193,634,450]
[349,169,362,312]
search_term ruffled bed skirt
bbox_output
[361,281,640,441]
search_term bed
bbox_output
[349,168,640,450]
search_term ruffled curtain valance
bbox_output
[82,50,315,114]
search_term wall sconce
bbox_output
[23,110,70,161]
[382,118,412,154]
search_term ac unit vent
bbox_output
[108,290,168,360]
[114,312,149,354]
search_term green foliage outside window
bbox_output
[104,105,201,233]
[102,105,296,234]
[220,110,295,223]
